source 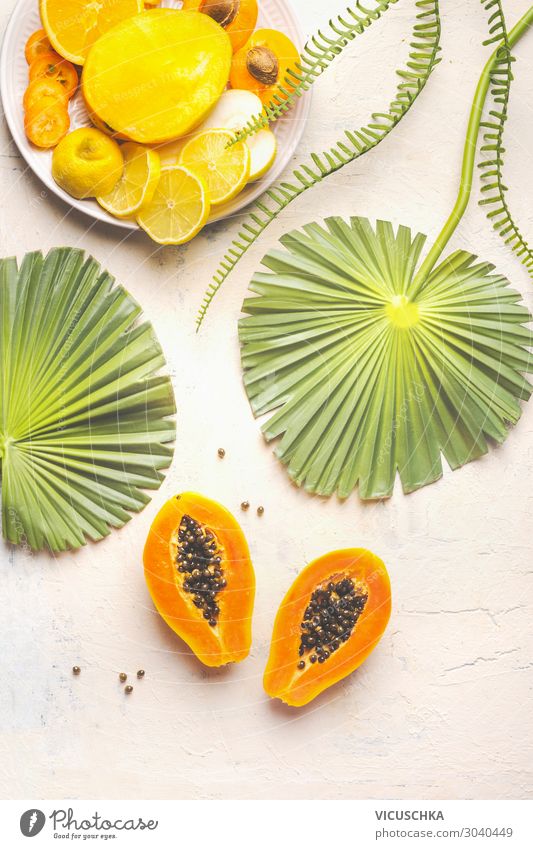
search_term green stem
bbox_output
[412,5,533,292]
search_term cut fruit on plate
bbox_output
[137,165,211,245]
[29,52,78,99]
[200,89,277,181]
[181,0,258,53]
[24,28,53,64]
[24,104,70,148]
[230,28,300,105]
[201,88,263,132]
[98,143,161,218]
[82,9,232,144]
[23,78,68,112]
[247,129,277,180]
[179,128,250,206]
[39,0,144,65]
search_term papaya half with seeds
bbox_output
[264,549,391,706]
[144,492,255,667]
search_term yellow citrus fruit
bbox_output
[52,128,124,199]
[199,90,277,181]
[179,129,250,206]
[39,0,143,65]
[97,142,160,218]
[136,166,210,245]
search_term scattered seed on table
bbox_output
[217,448,226,458]
[72,666,81,676]
[257,506,264,516]
[137,669,145,679]
[241,501,250,511]
[125,685,133,694]
[119,672,127,682]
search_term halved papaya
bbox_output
[143,492,255,667]
[264,549,391,706]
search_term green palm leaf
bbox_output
[0,248,176,552]
[239,216,532,499]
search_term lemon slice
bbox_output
[40,0,143,65]
[197,90,277,182]
[97,143,160,218]
[179,129,250,206]
[136,166,210,245]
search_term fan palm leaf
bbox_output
[0,248,176,552]
[238,4,533,500]
[240,216,532,499]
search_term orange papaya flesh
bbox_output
[144,492,255,667]
[264,549,391,706]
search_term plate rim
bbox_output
[0,0,311,234]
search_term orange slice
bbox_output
[25,29,53,64]
[39,0,143,66]
[24,104,70,149]
[23,78,69,112]
[29,53,78,99]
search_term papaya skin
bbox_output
[143,492,255,667]
[264,549,391,707]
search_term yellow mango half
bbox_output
[82,9,232,144]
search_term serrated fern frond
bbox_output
[413,1,533,292]
[231,0,398,144]
[478,0,533,276]
[196,0,442,330]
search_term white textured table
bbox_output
[1,0,532,800]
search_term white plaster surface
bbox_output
[0,0,532,800]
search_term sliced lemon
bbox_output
[39,0,143,65]
[97,143,160,218]
[136,166,210,245]
[198,90,277,182]
[179,129,250,206]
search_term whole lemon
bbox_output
[52,128,124,199]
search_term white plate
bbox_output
[0,0,310,231]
